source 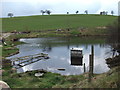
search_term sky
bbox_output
[0,0,120,17]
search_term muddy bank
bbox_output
[106,55,120,68]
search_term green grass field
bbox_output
[2,14,117,32]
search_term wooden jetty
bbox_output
[11,53,49,69]
[70,48,83,65]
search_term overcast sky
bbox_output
[0,0,120,17]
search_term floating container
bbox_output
[70,48,83,66]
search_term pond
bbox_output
[8,37,113,75]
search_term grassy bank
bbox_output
[2,35,24,57]
[2,65,119,88]
[2,14,117,33]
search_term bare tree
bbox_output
[103,11,106,15]
[76,11,79,14]
[45,10,51,15]
[100,11,108,15]
[84,10,88,14]
[8,13,13,18]
[105,11,108,15]
[100,12,103,15]
[40,10,45,15]
[67,12,69,14]
[111,10,114,15]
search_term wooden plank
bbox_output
[11,53,48,62]
[15,58,42,69]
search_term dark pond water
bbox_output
[8,37,113,75]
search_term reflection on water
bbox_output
[71,49,83,66]
[71,57,83,66]
[8,37,111,75]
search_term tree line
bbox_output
[7,10,114,18]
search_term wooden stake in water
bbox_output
[88,54,92,82]
[84,63,86,73]
[91,45,94,76]
[88,45,94,82]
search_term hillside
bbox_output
[2,14,117,32]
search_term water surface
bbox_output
[8,37,112,75]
